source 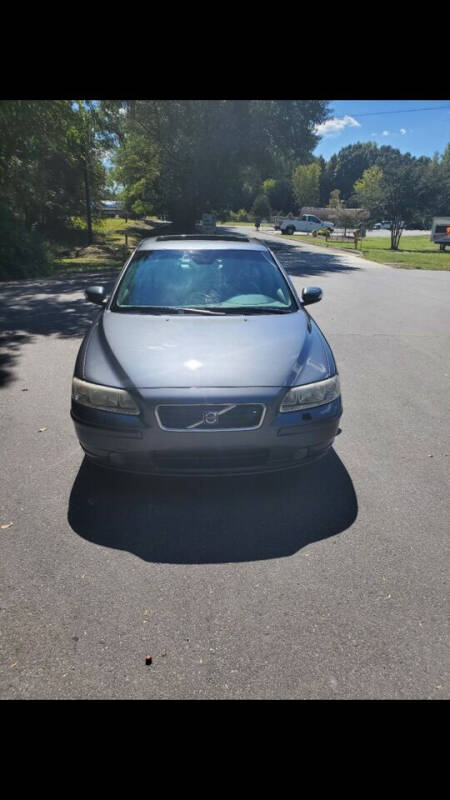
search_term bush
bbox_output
[229,209,251,222]
[251,193,272,221]
[0,206,53,280]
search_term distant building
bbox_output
[99,200,125,217]
[301,207,369,226]
[301,207,337,218]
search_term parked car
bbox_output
[373,221,405,230]
[72,234,342,475]
[279,215,335,235]
[373,221,389,230]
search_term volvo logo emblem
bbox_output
[203,411,219,425]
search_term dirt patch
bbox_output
[75,245,122,258]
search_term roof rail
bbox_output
[155,234,250,243]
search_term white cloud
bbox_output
[315,115,361,138]
[382,130,390,136]
[400,128,407,135]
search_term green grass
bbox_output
[53,217,159,274]
[221,220,273,227]
[54,257,123,274]
[283,234,450,270]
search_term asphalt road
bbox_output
[1,237,449,699]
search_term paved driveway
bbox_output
[0,239,449,699]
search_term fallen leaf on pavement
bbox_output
[1,522,13,529]
[38,427,47,432]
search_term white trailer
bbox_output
[430,217,450,251]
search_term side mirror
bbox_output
[85,285,107,305]
[301,286,322,306]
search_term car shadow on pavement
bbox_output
[262,239,361,278]
[220,227,361,278]
[0,331,33,389]
[68,450,358,564]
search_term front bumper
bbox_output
[71,388,342,476]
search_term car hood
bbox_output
[82,309,332,389]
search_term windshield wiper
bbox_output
[206,306,294,315]
[177,307,226,315]
[244,307,294,314]
[120,306,225,315]
[119,305,292,315]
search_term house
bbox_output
[99,200,125,218]
[301,206,370,227]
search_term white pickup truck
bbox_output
[276,214,335,235]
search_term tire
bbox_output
[286,226,295,236]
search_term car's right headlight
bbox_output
[72,377,140,415]
[279,375,340,413]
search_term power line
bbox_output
[342,105,450,118]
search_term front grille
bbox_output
[156,404,265,431]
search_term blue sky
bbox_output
[314,100,450,160]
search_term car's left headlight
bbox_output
[279,375,340,413]
[72,377,140,415]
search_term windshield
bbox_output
[112,249,297,313]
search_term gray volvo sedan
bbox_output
[71,234,342,475]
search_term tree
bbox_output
[354,155,430,250]
[69,101,114,244]
[354,166,384,212]
[0,101,82,235]
[328,189,344,209]
[324,142,380,203]
[0,102,82,276]
[292,163,321,212]
[262,177,294,214]
[416,144,450,221]
[251,193,272,220]
[113,128,159,217]
[113,100,330,228]
[333,207,369,235]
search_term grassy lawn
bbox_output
[52,222,450,274]
[53,217,160,274]
[284,234,450,270]
[220,220,253,227]
[221,220,274,228]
